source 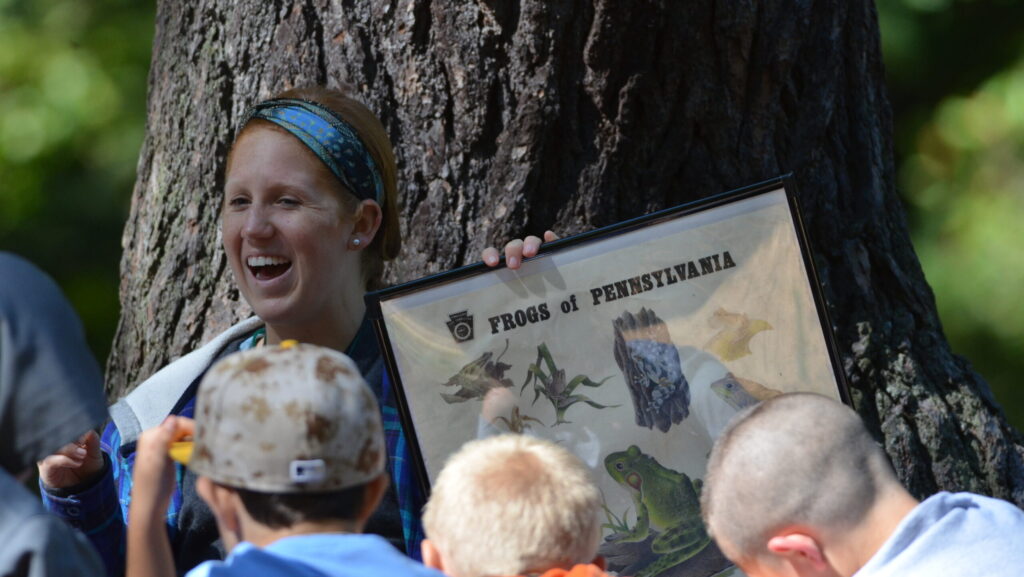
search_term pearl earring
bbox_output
[352,238,361,247]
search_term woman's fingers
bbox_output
[482,246,500,267]
[80,430,100,450]
[39,452,84,470]
[482,230,560,269]
[79,430,103,467]
[520,235,543,260]
[504,239,525,269]
[38,432,105,488]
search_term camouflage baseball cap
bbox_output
[188,341,386,493]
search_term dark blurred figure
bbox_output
[0,252,107,576]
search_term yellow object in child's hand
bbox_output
[169,441,194,465]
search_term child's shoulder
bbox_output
[184,541,318,577]
[188,535,444,577]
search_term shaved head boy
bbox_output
[702,393,1024,577]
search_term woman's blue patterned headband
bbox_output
[240,98,385,207]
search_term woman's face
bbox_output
[222,126,361,329]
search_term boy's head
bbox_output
[702,393,911,577]
[422,434,603,577]
[189,342,387,541]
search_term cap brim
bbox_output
[169,441,194,465]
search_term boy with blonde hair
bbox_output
[422,434,609,577]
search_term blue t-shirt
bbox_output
[187,533,443,577]
[854,491,1024,577]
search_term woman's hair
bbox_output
[229,85,401,290]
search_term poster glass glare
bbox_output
[367,177,849,577]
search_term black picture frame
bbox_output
[367,175,850,577]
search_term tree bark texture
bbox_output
[110,0,1024,504]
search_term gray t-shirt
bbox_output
[0,472,104,577]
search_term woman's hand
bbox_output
[482,230,559,269]
[38,430,105,490]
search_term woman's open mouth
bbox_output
[247,255,292,281]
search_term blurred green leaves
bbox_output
[0,0,153,363]
[903,62,1024,427]
[880,0,1024,429]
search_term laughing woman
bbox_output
[38,86,497,576]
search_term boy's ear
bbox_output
[421,539,448,573]
[196,476,224,511]
[766,533,830,574]
[591,555,607,570]
[196,476,242,548]
[355,473,390,525]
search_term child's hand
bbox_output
[127,416,192,577]
[482,231,559,269]
[130,416,194,519]
[481,387,518,424]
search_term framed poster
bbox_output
[367,176,849,577]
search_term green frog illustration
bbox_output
[604,445,711,577]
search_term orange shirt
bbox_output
[532,564,618,577]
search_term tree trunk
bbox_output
[110,0,1024,504]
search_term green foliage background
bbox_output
[2,1,1022,429]
[880,0,1024,429]
[0,0,152,365]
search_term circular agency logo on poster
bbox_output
[446,311,475,343]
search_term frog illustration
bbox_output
[439,340,514,404]
[710,373,782,411]
[604,445,711,577]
